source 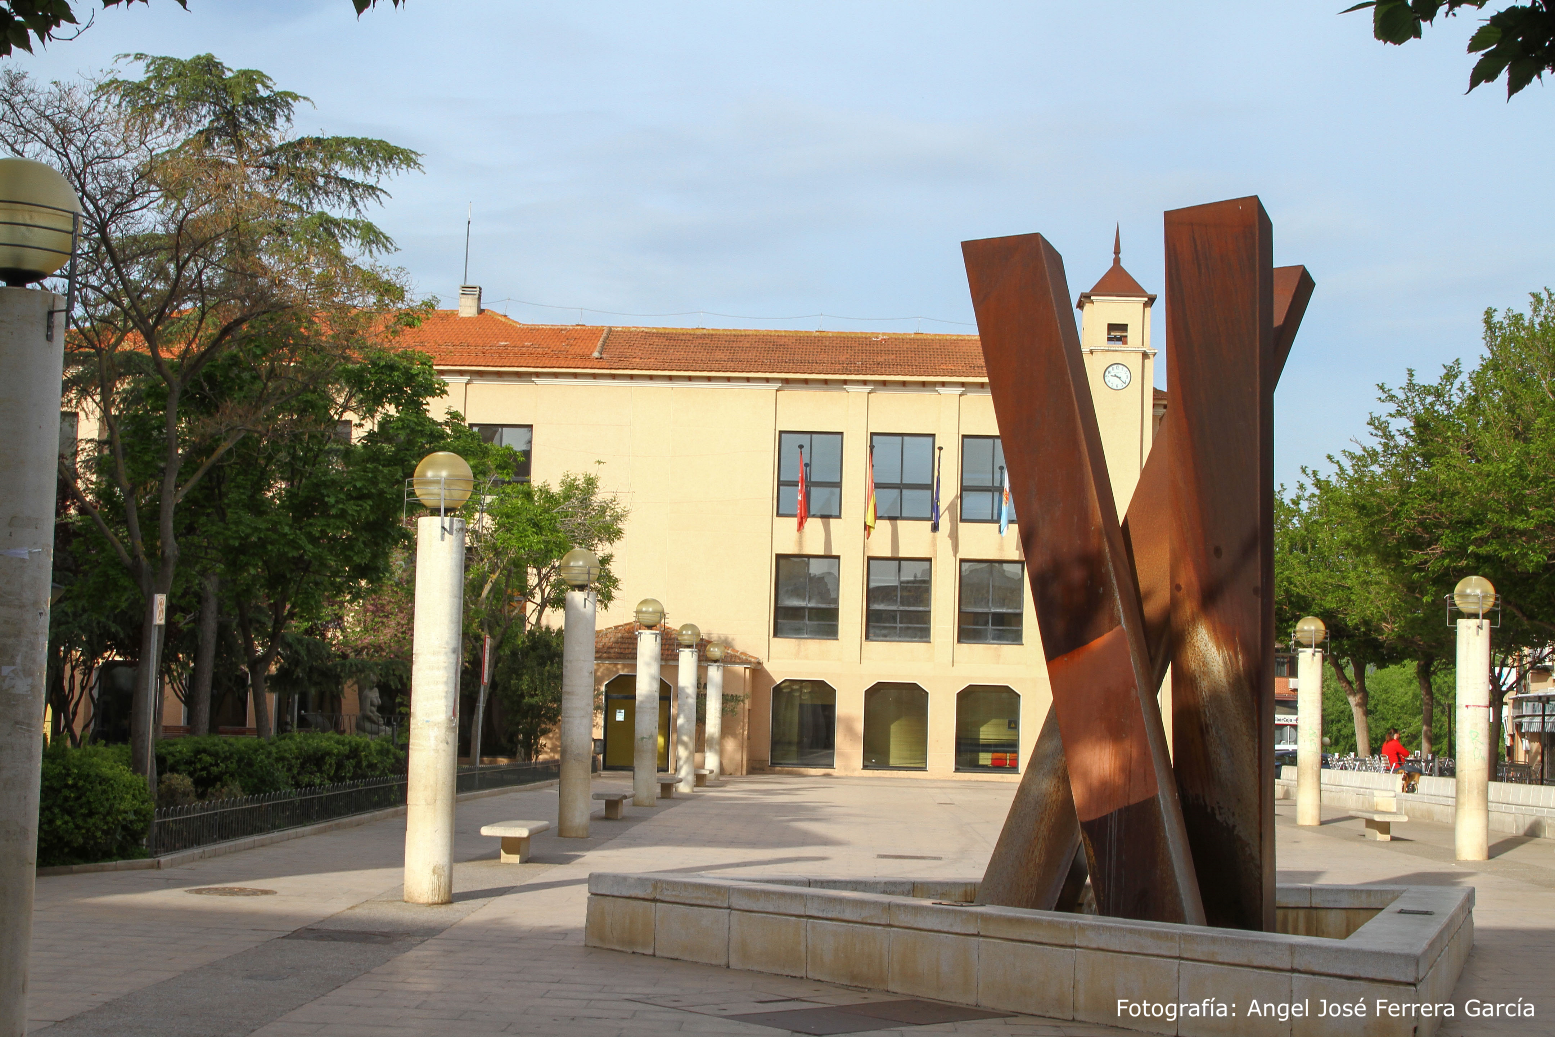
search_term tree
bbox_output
[1,1,406,59]
[463,468,628,765]
[0,55,420,783]
[1345,1,1555,98]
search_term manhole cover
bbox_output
[185,886,278,897]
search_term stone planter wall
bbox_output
[1275,766,1555,838]
[585,873,1473,1037]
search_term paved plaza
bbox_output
[24,774,1555,1036]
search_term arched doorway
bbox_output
[602,674,671,770]
[863,682,928,770]
[956,685,1019,771]
[770,679,836,767]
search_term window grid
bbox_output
[870,434,934,520]
[867,558,932,642]
[774,555,841,640]
[960,436,1015,524]
[958,560,1024,644]
[472,424,533,482]
[777,431,843,518]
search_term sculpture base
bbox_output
[585,873,1472,1037]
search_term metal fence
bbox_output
[148,759,560,857]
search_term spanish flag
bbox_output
[864,445,877,539]
[796,444,808,532]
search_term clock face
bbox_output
[1103,362,1132,390]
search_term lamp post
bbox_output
[1453,575,1495,862]
[0,157,80,1037]
[633,599,664,805]
[558,548,600,838]
[675,623,700,794]
[704,643,725,784]
[1294,616,1326,827]
[403,451,473,905]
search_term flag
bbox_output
[930,446,942,532]
[796,444,808,532]
[864,445,877,539]
[998,466,1011,537]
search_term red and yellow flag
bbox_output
[864,446,877,539]
[796,444,808,532]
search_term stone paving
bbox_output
[24,773,1555,1036]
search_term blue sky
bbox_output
[11,1,1551,488]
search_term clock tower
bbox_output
[1077,226,1158,509]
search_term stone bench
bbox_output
[479,820,550,863]
[1354,810,1408,841]
[655,774,677,798]
[694,768,712,788]
[592,792,629,820]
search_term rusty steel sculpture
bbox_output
[965,197,1313,932]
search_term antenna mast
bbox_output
[463,203,472,284]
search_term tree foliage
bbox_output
[1345,1,1555,98]
[1277,290,1555,766]
[1,55,421,778]
[1,0,406,59]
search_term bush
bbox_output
[155,732,404,797]
[157,772,198,807]
[37,743,154,866]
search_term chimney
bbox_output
[458,285,482,318]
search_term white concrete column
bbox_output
[404,515,465,904]
[558,587,596,837]
[0,287,64,1037]
[1455,617,1491,861]
[705,662,724,782]
[633,629,662,804]
[676,646,698,793]
[1296,647,1323,826]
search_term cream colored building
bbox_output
[404,244,1162,781]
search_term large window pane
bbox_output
[956,686,1020,771]
[871,433,934,519]
[778,432,843,517]
[771,679,836,767]
[958,560,1023,644]
[775,556,840,639]
[960,435,1014,523]
[473,424,533,482]
[866,559,932,642]
[863,683,928,769]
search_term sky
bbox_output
[10,0,1552,488]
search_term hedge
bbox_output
[154,731,405,797]
[36,743,154,867]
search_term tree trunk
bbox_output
[1417,656,1435,759]
[129,588,167,790]
[189,572,219,737]
[235,600,275,739]
[1330,654,1371,756]
[1489,678,1504,784]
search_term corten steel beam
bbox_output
[977,259,1311,916]
[964,232,1203,925]
[978,435,1171,910]
[1164,196,1277,931]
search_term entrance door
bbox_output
[602,675,672,770]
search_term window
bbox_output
[771,679,836,767]
[867,558,932,642]
[777,431,842,517]
[863,683,928,769]
[775,556,840,639]
[960,436,1015,523]
[334,419,354,444]
[1107,322,1129,345]
[959,561,1023,644]
[1274,655,1293,678]
[871,433,934,519]
[956,686,1019,771]
[472,424,533,482]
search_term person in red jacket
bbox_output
[1379,728,1409,771]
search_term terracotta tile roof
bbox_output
[1083,260,1152,300]
[594,622,761,667]
[392,309,987,381]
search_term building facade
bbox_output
[404,246,1162,781]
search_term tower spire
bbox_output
[1113,223,1121,266]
